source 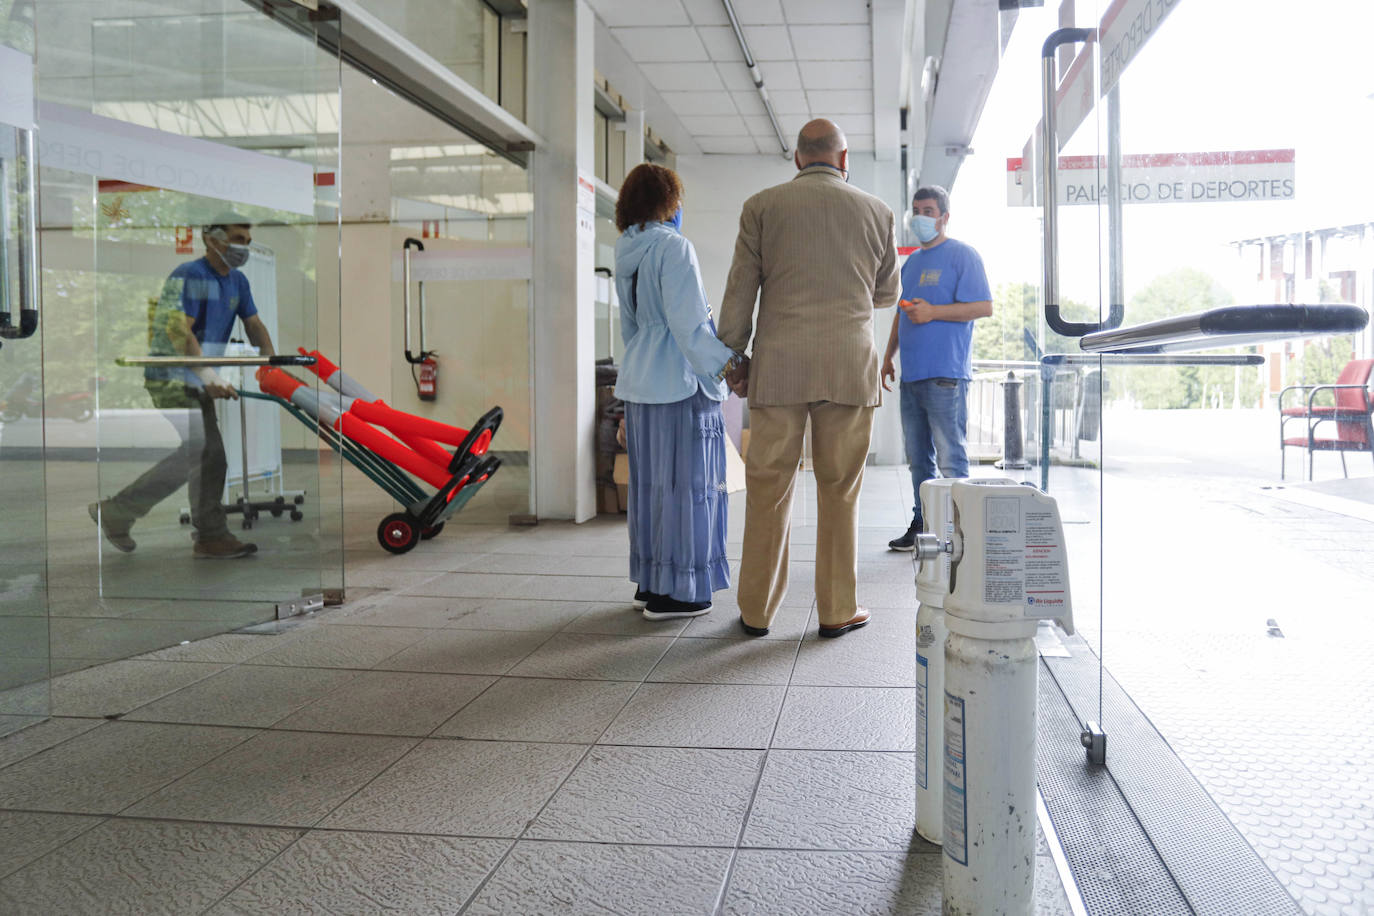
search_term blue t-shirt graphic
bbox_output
[897,238,990,382]
[147,256,258,384]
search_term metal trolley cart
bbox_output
[244,390,503,554]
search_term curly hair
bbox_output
[615,163,683,232]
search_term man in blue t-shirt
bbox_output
[91,212,277,559]
[881,185,992,550]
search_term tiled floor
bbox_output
[0,465,1077,914]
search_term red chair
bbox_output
[1278,358,1374,480]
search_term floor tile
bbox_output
[562,602,692,636]
[434,678,637,743]
[0,716,101,770]
[125,730,415,827]
[601,683,786,749]
[743,750,916,851]
[683,600,811,641]
[507,633,674,681]
[402,572,534,598]
[452,598,633,632]
[0,811,103,878]
[773,687,917,751]
[0,721,255,814]
[466,840,731,916]
[647,637,798,685]
[246,624,431,668]
[125,665,359,728]
[0,819,300,916]
[527,745,762,845]
[271,671,496,736]
[791,612,916,688]
[49,660,227,718]
[321,739,585,837]
[210,831,509,915]
[377,629,552,675]
[721,849,941,916]
[509,575,640,603]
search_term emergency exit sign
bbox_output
[1006,149,1295,206]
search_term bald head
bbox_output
[794,119,847,170]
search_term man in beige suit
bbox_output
[718,119,900,638]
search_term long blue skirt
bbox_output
[624,389,730,603]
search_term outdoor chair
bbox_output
[1278,357,1374,480]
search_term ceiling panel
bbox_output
[610,27,710,62]
[681,0,785,25]
[730,91,767,116]
[767,89,810,114]
[798,60,871,90]
[698,24,795,61]
[677,114,750,134]
[742,113,776,136]
[640,62,726,92]
[846,133,874,152]
[807,89,872,113]
[715,59,801,92]
[780,0,870,24]
[587,0,690,27]
[659,90,741,115]
[697,136,764,154]
[788,24,870,60]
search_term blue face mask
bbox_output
[912,213,940,243]
[668,206,683,231]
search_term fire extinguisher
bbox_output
[417,356,438,401]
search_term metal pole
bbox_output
[1107,85,1125,320]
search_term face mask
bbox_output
[221,243,251,268]
[912,214,941,243]
[668,206,683,231]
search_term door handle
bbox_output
[0,126,39,341]
[1039,28,1123,338]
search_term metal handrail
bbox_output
[115,355,317,368]
[1079,304,1368,354]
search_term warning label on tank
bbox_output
[944,692,968,865]
[1023,506,1069,617]
[916,655,929,790]
[983,496,1025,604]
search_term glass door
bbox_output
[0,6,47,736]
[33,0,341,672]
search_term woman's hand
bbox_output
[726,356,750,398]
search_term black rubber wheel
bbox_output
[420,521,445,540]
[294,495,305,505]
[448,405,504,472]
[378,513,420,554]
[290,510,304,522]
[271,509,283,517]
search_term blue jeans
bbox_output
[900,378,969,520]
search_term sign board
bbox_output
[0,45,34,129]
[1099,0,1182,96]
[1007,149,1294,206]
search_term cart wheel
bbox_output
[179,511,191,526]
[420,521,445,540]
[378,513,420,554]
[290,510,304,522]
[271,509,283,517]
[293,494,305,505]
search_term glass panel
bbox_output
[341,69,530,530]
[353,0,500,102]
[33,1,340,669]
[0,5,48,736]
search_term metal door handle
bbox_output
[402,237,430,364]
[1039,28,1123,338]
[0,127,39,341]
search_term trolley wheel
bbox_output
[420,521,445,540]
[378,513,420,554]
[179,511,191,526]
[290,510,304,522]
[293,494,305,505]
[271,509,283,517]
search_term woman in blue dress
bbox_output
[614,163,741,619]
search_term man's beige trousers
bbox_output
[737,401,874,628]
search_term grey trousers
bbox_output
[108,381,229,539]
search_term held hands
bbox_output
[899,297,938,324]
[725,355,750,398]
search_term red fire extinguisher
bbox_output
[417,356,438,401]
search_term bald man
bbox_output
[717,120,900,638]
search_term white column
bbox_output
[528,0,597,521]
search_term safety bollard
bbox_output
[996,371,1032,470]
[917,479,1074,916]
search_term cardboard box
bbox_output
[597,482,621,515]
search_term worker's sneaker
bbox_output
[88,501,136,553]
[887,517,922,551]
[643,595,711,620]
[193,536,258,559]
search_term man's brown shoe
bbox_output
[88,501,136,553]
[193,536,258,559]
[819,607,870,638]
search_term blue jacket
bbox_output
[613,222,734,404]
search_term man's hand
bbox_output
[204,381,239,400]
[881,354,897,392]
[726,356,750,398]
[900,297,939,324]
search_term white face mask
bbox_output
[221,243,251,268]
[911,213,941,243]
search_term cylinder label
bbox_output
[916,654,929,789]
[1023,506,1069,616]
[982,496,1025,604]
[944,692,968,865]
